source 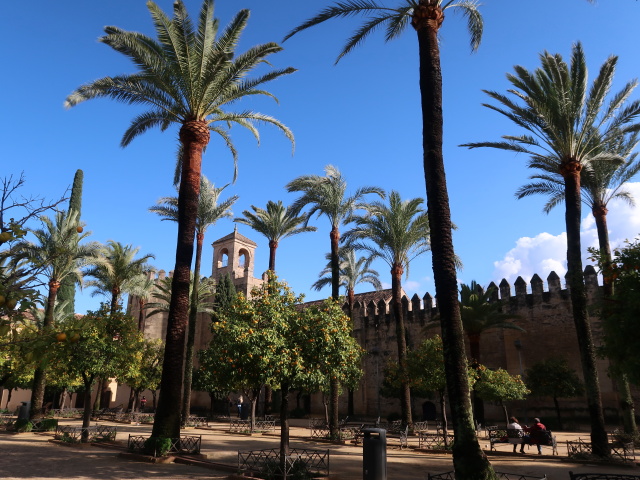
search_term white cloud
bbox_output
[492,182,640,289]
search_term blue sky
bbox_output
[4,0,640,313]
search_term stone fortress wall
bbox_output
[127,231,635,424]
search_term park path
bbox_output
[1,419,638,479]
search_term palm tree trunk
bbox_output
[414,6,493,476]
[138,298,147,331]
[110,287,120,316]
[391,264,412,429]
[562,162,609,456]
[268,240,278,271]
[329,227,340,438]
[30,280,60,419]
[153,120,209,440]
[593,206,637,435]
[181,232,204,426]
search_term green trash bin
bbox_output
[363,427,386,480]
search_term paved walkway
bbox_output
[1,419,638,479]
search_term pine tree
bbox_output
[58,169,84,317]
[213,273,236,322]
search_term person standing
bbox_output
[140,396,147,412]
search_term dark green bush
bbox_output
[15,419,33,432]
[143,436,172,457]
[39,419,58,431]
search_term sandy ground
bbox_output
[1,419,638,480]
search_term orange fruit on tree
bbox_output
[56,332,67,342]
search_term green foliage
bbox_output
[14,419,32,432]
[213,273,236,321]
[146,274,214,318]
[474,365,529,403]
[591,240,640,384]
[118,339,164,396]
[39,418,58,431]
[200,273,363,397]
[58,169,84,318]
[143,436,172,457]
[382,335,474,398]
[525,357,584,399]
[50,305,144,395]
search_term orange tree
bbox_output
[473,366,529,426]
[199,273,363,460]
[50,306,143,440]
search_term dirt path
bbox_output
[1,420,638,480]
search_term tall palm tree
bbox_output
[10,210,101,418]
[235,200,316,272]
[150,175,237,424]
[65,0,294,439]
[313,249,382,416]
[312,249,382,317]
[85,241,155,316]
[284,4,490,474]
[462,42,640,457]
[343,190,430,428]
[515,132,640,435]
[459,281,523,425]
[287,164,383,437]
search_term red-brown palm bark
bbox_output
[152,120,209,439]
[414,3,491,475]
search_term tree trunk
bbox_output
[279,382,290,467]
[30,280,60,419]
[153,120,209,440]
[469,334,485,426]
[138,298,147,331]
[181,232,204,426]
[268,240,278,272]
[347,288,355,417]
[391,264,412,429]
[414,6,493,477]
[553,396,563,431]
[593,207,637,435]
[562,162,609,457]
[329,227,340,438]
[81,377,94,442]
[110,287,120,316]
[440,391,449,449]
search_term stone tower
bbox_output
[211,228,265,296]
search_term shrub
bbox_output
[14,419,33,432]
[39,419,58,431]
[289,407,307,419]
[386,412,401,423]
[143,436,173,457]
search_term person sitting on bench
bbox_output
[521,417,547,454]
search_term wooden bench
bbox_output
[487,426,509,450]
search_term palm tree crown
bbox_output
[343,190,430,275]
[65,0,295,159]
[283,0,483,62]
[287,165,384,230]
[150,176,238,237]
[312,249,382,297]
[235,200,316,271]
[85,240,155,315]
